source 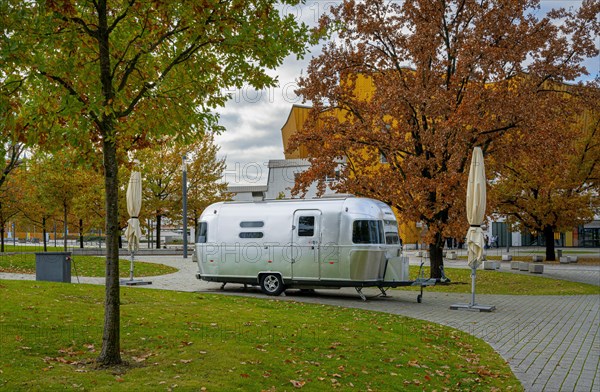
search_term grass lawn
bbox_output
[408,266,600,295]
[0,280,521,391]
[0,254,177,278]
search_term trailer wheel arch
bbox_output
[258,272,286,296]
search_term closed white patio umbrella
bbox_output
[122,169,151,285]
[451,147,495,312]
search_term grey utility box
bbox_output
[35,252,71,283]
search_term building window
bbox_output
[239,232,264,239]
[352,220,384,244]
[298,216,315,237]
[240,221,264,228]
[325,169,341,182]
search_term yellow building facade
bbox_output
[280,101,422,245]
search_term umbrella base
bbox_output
[449,303,495,312]
[120,279,152,286]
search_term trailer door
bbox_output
[291,210,321,281]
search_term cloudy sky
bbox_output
[215,0,598,186]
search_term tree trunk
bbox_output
[156,214,162,249]
[428,232,446,281]
[98,137,122,365]
[1,225,4,252]
[79,219,84,248]
[97,0,121,366]
[42,216,47,252]
[543,225,556,261]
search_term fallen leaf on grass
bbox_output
[290,380,305,388]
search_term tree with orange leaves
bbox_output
[290,0,599,280]
[491,85,600,260]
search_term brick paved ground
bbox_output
[2,254,598,391]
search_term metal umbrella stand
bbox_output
[451,147,494,312]
[121,169,151,286]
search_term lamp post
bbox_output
[182,154,188,258]
[506,219,510,253]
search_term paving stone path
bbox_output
[1,255,598,391]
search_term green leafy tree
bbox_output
[24,151,87,251]
[0,166,21,252]
[12,160,58,251]
[2,0,308,365]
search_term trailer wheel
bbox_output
[259,274,285,296]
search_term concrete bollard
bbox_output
[532,255,544,262]
[511,261,520,270]
[447,251,457,260]
[559,257,569,264]
[502,254,512,261]
[519,262,530,271]
[529,263,544,274]
[567,256,578,263]
[483,260,497,270]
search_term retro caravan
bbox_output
[195,197,431,301]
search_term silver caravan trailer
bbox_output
[195,197,433,301]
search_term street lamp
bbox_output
[182,154,188,258]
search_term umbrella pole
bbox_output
[471,266,476,307]
[129,251,135,281]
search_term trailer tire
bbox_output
[259,273,285,296]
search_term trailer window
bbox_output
[240,221,264,228]
[352,220,384,244]
[385,232,400,245]
[298,216,315,237]
[197,222,207,243]
[239,232,264,239]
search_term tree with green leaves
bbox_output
[3,0,308,365]
[24,150,87,251]
[0,166,21,252]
